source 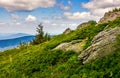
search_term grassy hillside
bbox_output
[0,18,120,78]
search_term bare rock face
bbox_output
[54,38,88,53]
[78,27,120,64]
[63,28,72,34]
[98,12,120,24]
[77,22,89,30]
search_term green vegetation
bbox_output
[0,18,120,78]
[104,17,120,29]
[108,8,120,13]
[31,23,51,45]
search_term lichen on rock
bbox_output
[63,28,72,34]
[78,27,120,64]
[98,11,120,24]
[54,38,88,53]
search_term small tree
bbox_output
[18,41,26,49]
[32,23,51,45]
[44,33,51,41]
[111,8,120,12]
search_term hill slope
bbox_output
[0,13,120,77]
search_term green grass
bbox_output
[0,18,120,78]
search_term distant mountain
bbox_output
[0,36,35,51]
[0,33,32,40]
[1,9,120,77]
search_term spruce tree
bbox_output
[32,23,51,45]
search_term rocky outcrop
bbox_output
[77,22,89,30]
[63,28,72,34]
[54,38,88,53]
[98,11,120,24]
[78,27,120,64]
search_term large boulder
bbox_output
[98,11,120,24]
[63,28,72,34]
[78,27,120,64]
[77,22,89,30]
[54,38,88,53]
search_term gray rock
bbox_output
[78,27,120,64]
[98,12,120,24]
[54,38,88,53]
[63,28,72,34]
[77,22,89,30]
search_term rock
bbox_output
[78,27,120,64]
[98,11,120,24]
[63,28,72,34]
[77,21,97,29]
[77,22,89,30]
[54,38,88,53]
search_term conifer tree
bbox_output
[32,23,51,45]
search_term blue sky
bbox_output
[0,0,119,35]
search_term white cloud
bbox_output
[62,6,70,10]
[16,22,21,26]
[10,22,21,26]
[11,14,20,19]
[53,16,62,20]
[82,0,120,16]
[82,0,120,9]
[69,23,77,27]
[42,20,78,28]
[60,0,72,11]
[59,0,72,11]
[60,5,70,11]
[0,0,56,11]
[62,0,120,22]
[41,19,79,34]
[51,23,57,26]
[68,0,72,6]
[43,20,51,24]
[25,15,37,22]
[64,12,90,20]
[0,21,6,25]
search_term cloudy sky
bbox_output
[0,0,120,35]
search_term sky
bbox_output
[0,0,120,35]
